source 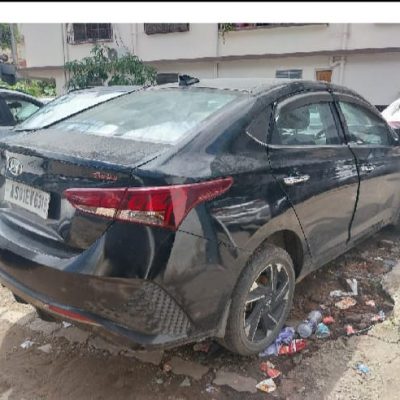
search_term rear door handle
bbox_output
[283,175,310,185]
[360,164,375,173]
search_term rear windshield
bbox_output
[15,90,130,131]
[53,89,239,145]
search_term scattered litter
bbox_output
[259,327,295,357]
[330,290,349,297]
[37,344,52,354]
[356,363,370,375]
[297,310,322,338]
[383,259,397,268]
[346,278,358,296]
[335,297,357,310]
[320,304,328,310]
[315,322,330,339]
[155,378,164,385]
[193,341,211,353]
[278,339,307,355]
[374,256,383,261]
[365,300,376,307]
[345,325,356,335]
[62,321,72,328]
[259,361,281,379]
[256,378,277,393]
[163,363,172,373]
[179,377,191,387]
[330,279,358,298]
[20,340,34,349]
[322,316,335,325]
[205,384,218,394]
[371,310,386,322]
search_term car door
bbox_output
[267,92,359,265]
[335,94,400,239]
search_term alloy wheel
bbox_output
[243,262,290,343]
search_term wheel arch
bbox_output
[239,207,312,280]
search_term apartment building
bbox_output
[15,23,400,107]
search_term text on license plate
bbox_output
[4,179,50,219]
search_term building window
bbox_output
[71,24,113,43]
[218,23,326,32]
[144,24,189,35]
[276,69,303,79]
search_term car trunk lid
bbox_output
[0,129,170,260]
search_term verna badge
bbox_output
[8,157,23,176]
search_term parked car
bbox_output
[13,85,141,133]
[0,78,398,356]
[0,88,43,129]
[382,97,400,134]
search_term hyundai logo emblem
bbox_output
[8,157,23,176]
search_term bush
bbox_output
[0,78,56,97]
[65,45,157,90]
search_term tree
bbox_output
[65,45,157,90]
[0,24,12,50]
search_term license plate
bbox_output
[4,179,50,219]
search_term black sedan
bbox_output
[0,78,398,356]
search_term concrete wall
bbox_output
[19,24,64,67]
[343,52,400,105]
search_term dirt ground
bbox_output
[1,227,400,400]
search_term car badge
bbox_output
[8,157,23,176]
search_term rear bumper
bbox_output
[0,250,195,349]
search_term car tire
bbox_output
[222,243,295,356]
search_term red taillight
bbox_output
[64,177,233,230]
[47,305,97,325]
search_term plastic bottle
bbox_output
[297,310,322,338]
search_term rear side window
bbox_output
[272,102,340,145]
[339,101,391,145]
[55,89,239,145]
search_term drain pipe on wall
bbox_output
[339,23,349,85]
[214,25,220,78]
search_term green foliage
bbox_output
[219,23,235,43]
[65,45,157,90]
[0,78,56,97]
[0,24,12,49]
[0,24,20,50]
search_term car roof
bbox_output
[67,85,141,95]
[154,77,364,100]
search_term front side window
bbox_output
[339,101,391,145]
[4,97,40,124]
[54,89,240,145]
[272,102,340,146]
